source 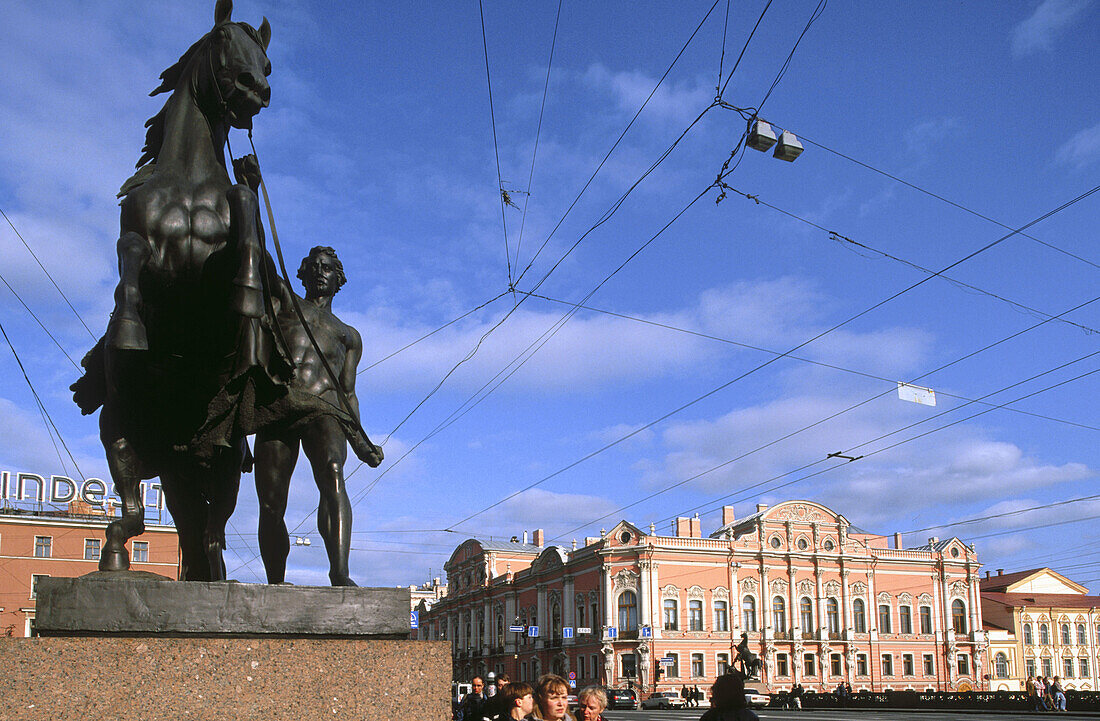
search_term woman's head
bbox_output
[577,686,606,721]
[503,682,535,718]
[710,673,746,711]
[536,674,571,720]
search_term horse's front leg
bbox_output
[226,185,264,373]
[105,231,151,351]
[201,442,244,581]
[98,405,147,571]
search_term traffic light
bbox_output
[655,666,663,681]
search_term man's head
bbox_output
[497,673,510,687]
[297,246,347,296]
[472,677,485,695]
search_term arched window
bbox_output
[853,598,866,633]
[618,591,638,632]
[742,595,757,632]
[689,599,704,631]
[826,598,840,634]
[1061,624,1071,645]
[899,605,912,634]
[878,604,892,633]
[1078,623,1087,645]
[800,597,814,632]
[951,600,967,635]
[1024,623,1033,645]
[496,615,504,646]
[994,653,1009,679]
[663,598,679,630]
[714,600,729,631]
[1039,623,1050,645]
[773,596,787,633]
[551,602,561,638]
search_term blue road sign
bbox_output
[528,625,540,637]
[640,626,652,638]
[606,626,618,639]
[509,625,525,633]
[562,627,574,639]
[659,657,675,666]
[411,610,419,629]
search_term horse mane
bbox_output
[118,22,265,199]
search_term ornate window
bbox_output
[826,598,840,634]
[496,615,504,646]
[803,653,815,677]
[663,599,678,630]
[800,597,814,632]
[878,604,892,633]
[773,596,787,633]
[1024,623,1033,644]
[742,595,757,632]
[1061,624,1071,645]
[881,654,893,676]
[689,599,704,631]
[852,598,866,633]
[618,591,638,632]
[1063,657,1074,678]
[919,605,933,634]
[770,536,782,549]
[1081,658,1090,678]
[899,605,912,634]
[951,600,967,635]
[713,600,729,631]
[691,653,704,678]
[1078,623,1087,645]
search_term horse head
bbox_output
[209,0,271,130]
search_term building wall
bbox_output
[0,509,180,636]
[419,501,987,694]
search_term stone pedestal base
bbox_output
[0,636,451,721]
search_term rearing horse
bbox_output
[73,0,281,580]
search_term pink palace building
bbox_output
[416,500,988,693]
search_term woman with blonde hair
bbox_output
[577,686,607,721]
[534,674,575,721]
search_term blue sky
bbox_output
[1,0,1098,590]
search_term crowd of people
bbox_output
[1027,675,1068,712]
[457,669,760,721]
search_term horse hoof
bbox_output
[106,314,148,351]
[99,548,131,572]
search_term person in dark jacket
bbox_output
[483,674,512,720]
[699,673,758,721]
[462,677,488,721]
[501,681,537,721]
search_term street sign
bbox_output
[562,627,574,639]
[606,627,618,639]
[528,625,539,637]
[577,627,592,634]
[509,625,525,633]
[640,626,652,638]
[568,672,576,680]
[568,680,577,689]
[410,610,419,629]
[659,657,675,666]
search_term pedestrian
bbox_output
[699,672,758,721]
[484,674,512,721]
[1051,676,1066,712]
[462,677,489,721]
[682,684,690,707]
[577,686,608,721]
[535,674,575,721]
[790,683,803,711]
[694,685,702,708]
[501,681,537,721]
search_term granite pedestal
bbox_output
[0,574,450,721]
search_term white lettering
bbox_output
[81,479,107,506]
[17,473,45,502]
[50,475,77,503]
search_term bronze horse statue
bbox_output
[73,0,283,580]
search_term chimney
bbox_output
[721,505,736,527]
[928,536,938,546]
[675,517,691,537]
[585,536,600,546]
[997,569,1004,576]
[893,532,903,550]
[522,530,529,544]
[533,529,545,547]
[756,503,768,514]
[985,571,990,579]
[690,513,702,538]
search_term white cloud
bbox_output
[1055,121,1100,169]
[583,64,713,127]
[1012,0,1091,55]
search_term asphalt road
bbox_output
[605,708,1098,720]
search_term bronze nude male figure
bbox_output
[253,245,381,586]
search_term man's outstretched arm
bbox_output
[342,325,383,467]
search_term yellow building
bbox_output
[980,568,1099,691]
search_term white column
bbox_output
[967,571,979,638]
[564,576,575,646]
[537,585,548,649]
[638,561,651,633]
[730,562,741,632]
[601,564,613,632]
[867,570,878,639]
[841,568,852,637]
[761,563,771,636]
[484,600,492,650]
[816,568,826,640]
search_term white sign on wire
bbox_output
[898,382,936,406]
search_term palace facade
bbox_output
[416,500,988,693]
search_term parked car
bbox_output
[744,690,769,708]
[608,688,639,710]
[567,693,579,711]
[641,691,687,710]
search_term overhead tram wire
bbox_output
[450,185,1100,533]
[512,0,564,282]
[717,0,773,100]
[713,185,1100,336]
[478,0,514,288]
[525,291,1100,431]
[0,206,97,339]
[650,354,1100,531]
[0,270,82,370]
[793,133,1100,273]
[899,493,1100,536]
[0,318,86,483]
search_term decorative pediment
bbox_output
[687,585,705,599]
[797,579,815,596]
[775,503,827,522]
[612,568,639,591]
[662,584,680,599]
[712,586,729,601]
[851,581,868,595]
[575,593,587,605]
[824,580,841,596]
[548,589,562,604]
[878,591,892,603]
[898,592,912,603]
[950,580,968,598]
[918,593,933,604]
[589,590,599,601]
[741,578,758,593]
[770,579,788,595]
